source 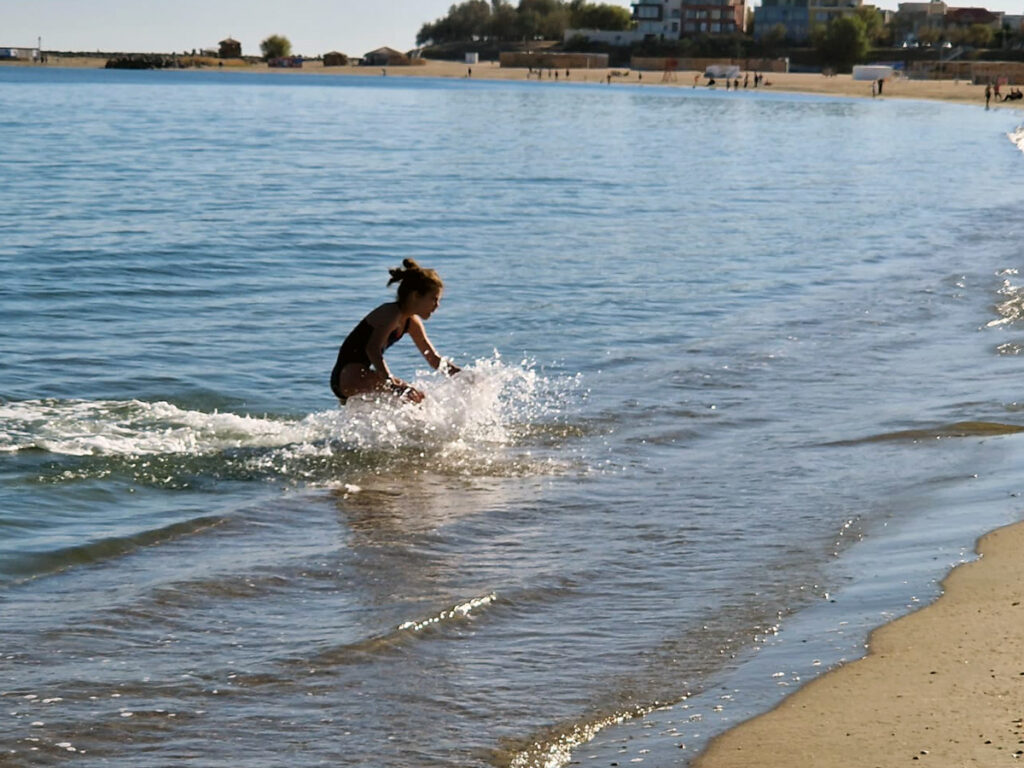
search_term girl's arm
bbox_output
[408,316,460,375]
[364,307,400,384]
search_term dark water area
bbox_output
[2,67,1024,766]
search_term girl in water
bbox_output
[330,259,460,405]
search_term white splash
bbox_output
[987,275,1024,328]
[0,356,576,479]
[1008,124,1024,154]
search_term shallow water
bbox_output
[2,67,1024,767]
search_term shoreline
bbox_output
[694,517,1024,768]
[6,56,1024,111]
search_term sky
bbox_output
[4,0,1024,57]
[0,0,555,57]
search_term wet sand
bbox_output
[695,519,1024,768]
[12,55,1024,110]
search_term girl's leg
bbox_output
[334,363,385,400]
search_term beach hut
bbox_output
[219,38,241,58]
[323,51,349,67]
[363,47,407,66]
[705,63,741,80]
[852,65,895,81]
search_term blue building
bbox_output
[754,0,812,41]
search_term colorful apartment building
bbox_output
[632,0,747,39]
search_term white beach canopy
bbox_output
[852,65,895,81]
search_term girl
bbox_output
[330,259,460,405]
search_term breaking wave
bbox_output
[0,355,582,487]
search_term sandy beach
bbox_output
[11,55,1024,110]
[695,519,1024,768]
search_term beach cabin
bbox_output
[218,38,241,58]
[363,47,407,66]
[853,64,895,81]
[705,63,741,80]
[0,46,39,61]
[323,51,349,67]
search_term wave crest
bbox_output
[1,356,580,486]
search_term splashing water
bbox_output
[1,356,582,487]
[1009,124,1024,154]
[987,269,1024,328]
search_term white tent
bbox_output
[705,64,740,79]
[852,65,895,81]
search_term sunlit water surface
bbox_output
[2,67,1024,767]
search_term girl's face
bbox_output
[411,288,441,319]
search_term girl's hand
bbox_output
[443,359,461,376]
[386,377,425,403]
[402,386,425,404]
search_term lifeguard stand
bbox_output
[662,58,678,82]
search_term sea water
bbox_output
[2,67,1023,767]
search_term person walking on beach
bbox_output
[985,82,992,108]
[330,259,460,405]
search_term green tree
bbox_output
[418,0,491,44]
[260,34,291,60]
[916,25,941,45]
[815,15,870,70]
[762,22,788,56]
[486,1,520,40]
[571,3,633,30]
[964,23,994,48]
[853,5,884,44]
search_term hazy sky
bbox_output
[1,0,522,57]
[4,0,1023,56]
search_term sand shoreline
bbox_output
[694,517,1024,768]
[7,56,1024,110]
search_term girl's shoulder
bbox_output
[364,301,401,328]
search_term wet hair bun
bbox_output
[387,258,422,286]
[386,258,445,308]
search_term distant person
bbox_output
[872,80,878,98]
[733,78,739,90]
[725,78,730,90]
[607,73,611,84]
[381,67,386,77]
[985,83,992,107]
[693,73,700,88]
[877,78,884,95]
[565,69,570,78]
[744,73,749,88]
[467,66,472,77]
[330,259,460,406]
[994,80,1001,99]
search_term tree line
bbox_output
[417,0,633,45]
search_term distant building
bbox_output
[323,51,349,66]
[563,27,644,46]
[755,0,813,41]
[362,47,408,66]
[945,6,1002,29]
[808,0,863,29]
[1004,13,1024,32]
[894,1,948,40]
[0,46,39,61]
[632,0,747,39]
[219,38,241,58]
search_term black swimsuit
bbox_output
[330,317,409,400]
